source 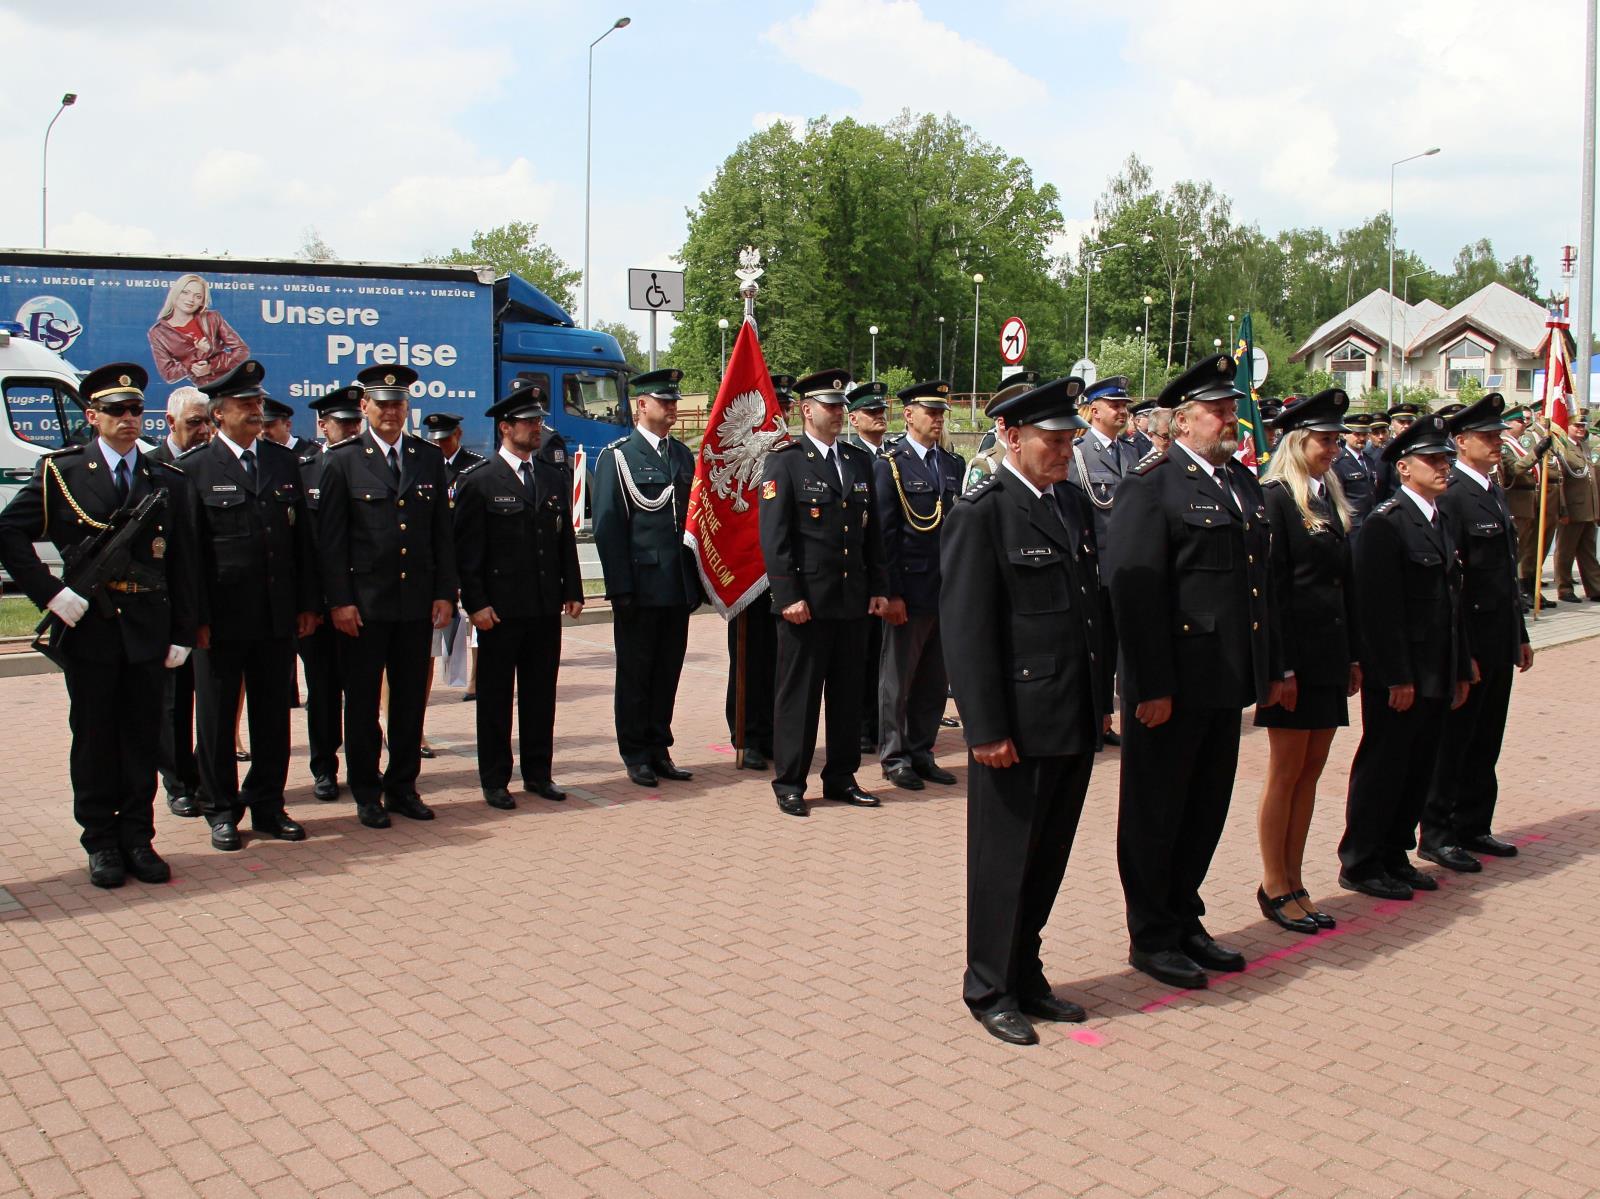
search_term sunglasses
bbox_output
[98,403,145,417]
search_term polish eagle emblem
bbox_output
[703,389,786,512]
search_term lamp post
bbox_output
[41,92,77,249]
[936,315,945,379]
[1082,242,1128,361]
[1388,146,1441,405]
[1142,294,1153,399]
[869,325,879,381]
[1213,338,1223,352]
[1228,313,1237,353]
[1400,268,1432,398]
[970,274,984,424]
[717,317,729,374]
[582,16,631,330]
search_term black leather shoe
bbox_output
[976,1010,1038,1045]
[651,758,693,781]
[823,783,881,807]
[210,821,242,852]
[775,791,809,817]
[1388,861,1438,891]
[123,847,171,884]
[885,765,925,791]
[386,792,434,821]
[939,716,960,728]
[1102,730,1122,747]
[1129,948,1208,989]
[1418,845,1481,873]
[526,781,567,802]
[88,849,125,889]
[461,691,476,702]
[858,736,877,754]
[253,816,306,842]
[1290,889,1336,930]
[626,763,658,787]
[1021,994,1087,1023]
[166,792,200,818]
[1464,833,1518,858]
[312,775,340,802]
[740,749,768,771]
[1180,931,1246,972]
[1338,871,1411,900]
[483,787,516,810]
[1257,886,1318,934]
[356,802,391,829]
[419,745,437,760]
[913,762,957,785]
[235,749,251,762]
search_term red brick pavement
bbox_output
[0,619,1597,1197]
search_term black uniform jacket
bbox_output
[1106,447,1280,709]
[873,439,962,616]
[0,444,196,663]
[1437,466,1527,667]
[1261,479,1359,688]
[591,430,699,607]
[1354,491,1470,698]
[444,447,486,489]
[317,431,458,622]
[940,469,1104,757]
[1066,431,1138,557]
[1331,444,1376,533]
[453,453,582,618]
[759,437,888,620]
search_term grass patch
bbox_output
[0,595,43,638]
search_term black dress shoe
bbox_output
[1560,592,1583,604]
[626,763,658,787]
[1257,886,1319,934]
[88,849,125,889]
[235,749,252,762]
[1102,730,1122,747]
[1464,833,1518,857]
[123,847,171,884]
[976,1010,1038,1045]
[386,792,435,821]
[1021,994,1087,1023]
[166,792,200,818]
[1179,931,1246,972]
[1418,844,1482,873]
[775,791,809,817]
[1338,871,1411,900]
[1290,889,1336,930]
[1388,861,1438,891]
[740,749,768,771]
[254,816,306,842]
[822,783,880,807]
[858,736,877,754]
[885,765,925,791]
[939,716,960,728]
[356,802,391,829]
[210,821,242,852]
[651,758,693,781]
[526,781,567,802]
[913,762,957,785]
[461,691,476,702]
[483,787,516,810]
[312,775,340,802]
[1129,948,1208,990]
[419,745,437,760]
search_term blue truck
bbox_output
[0,250,634,489]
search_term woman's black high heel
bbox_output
[1290,889,1336,930]
[1257,886,1318,934]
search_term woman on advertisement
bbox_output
[147,273,251,385]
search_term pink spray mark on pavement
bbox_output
[1070,1029,1106,1047]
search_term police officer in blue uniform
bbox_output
[592,367,701,787]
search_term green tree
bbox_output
[426,221,581,314]
[592,319,644,369]
[1455,375,1486,405]
[299,226,336,261]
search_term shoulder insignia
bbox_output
[175,444,206,460]
[606,435,630,449]
[1132,450,1170,475]
[150,457,184,475]
[39,444,84,459]
[960,473,1000,504]
[456,459,488,479]
[329,435,362,450]
[1374,498,1398,515]
[1261,476,1284,490]
[768,439,798,453]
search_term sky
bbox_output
[2,0,1596,351]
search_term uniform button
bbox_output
[1022,668,1031,677]
[400,572,407,580]
[843,548,849,556]
[399,523,407,531]
[1204,517,1212,524]
[1248,555,1254,564]
[398,500,406,508]
[1251,587,1259,597]
[1252,621,1260,631]
[843,571,849,579]
[401,548,407,556]
[1183,623,1191,632]
[844,525,850,532]
[1090,653,1096,662]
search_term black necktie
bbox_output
[823,447,840,486]
[241,448,257,488]
[520,460,536,500]
[387,447,400,482]
[113,459,130,504]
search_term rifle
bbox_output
[32,488,169,667]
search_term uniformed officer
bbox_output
[1107,354,1285,990]
[454,382,583,808]
[1371,403,1421,501]
[0,363,195,888]
[260,397,307,453]
[297,386,364,800]
[1363,415,1388,480]
[1338,413,1472,899]
[318,364,457,828]
[724,371,798,771]
[1128,399,1156,458]
[942,376,1105,1044]
[842,380,892,457]
[1553,416,1600,602]
[1500,406,1555,607]
[963,371,1040,492]
[1332,413,1378,535]
[1257,397,1284,451]
[416,412,483,754]
[1417,393,1533,873]
[592,367,701,787]
[874,379,962,791]
[184,361,319,850]
[759,369,890,816]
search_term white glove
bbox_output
[164,645,192,669]
[47,587,89,627]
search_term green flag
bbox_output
[1233,312,1266,468]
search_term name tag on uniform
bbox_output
[1187,500,1220,511]
[552,449,565,463]
[1020,546,1053,557]
[212,484,238,493]
[1476,521,1500,532]
[493,495,519,504]
[801,478,828,493]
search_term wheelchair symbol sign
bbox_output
[628,268,685,313]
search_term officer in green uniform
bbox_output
[963,371,1040,492]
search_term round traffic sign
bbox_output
[1071,357,1098,387]
[999,316,1028,364]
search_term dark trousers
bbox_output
[964,752,1092,1016]
[1554,519,1600,596]
[476,614,561,789]
[1422,661,1513,848]
[1515,510,1557,588]
[878,612,947,772]
[195,636,294,824]
[773,616,867,796]
[612,603,691,766]
[725,591,776,757]
[62,650,162,853]
[297,621,343,783]
[861,617,883,748]
[1117,704,1242,952]
[338,618,432,804]
[157,658,200,800]
[1339,687,1448,879]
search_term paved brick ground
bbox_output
[0,618,1596,1198]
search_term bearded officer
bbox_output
[592,367,701,786]
[1108,354,1285,990]
[1332,413,1378,536]
[963,371,1040,492]
[760,369,890,817]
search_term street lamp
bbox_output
[41,92,77,249]
[1228,313,1237,353]
[717,317,729,374]
[1213,338,1223,351]
[868,325,880,380]
[971,274,984,421]
[1388,146,1441,404]
[1399,268,1433,398]
[582,16,631,329]
[1142,294,1154,400]
[936,315,945,379]
[1083,242,1128,361]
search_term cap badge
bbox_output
[832,379,844,390]
[1216,358,1229,373]
[384,374,396,386]
[118,374,131,386]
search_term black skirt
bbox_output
[1254,682,1348,730]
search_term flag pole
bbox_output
[731,246,764,770]
[1533,449,1551,621]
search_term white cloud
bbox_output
[190,151,271,205]
[46,213,161,255]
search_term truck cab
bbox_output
[0,323,91,571]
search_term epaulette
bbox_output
[1261,476,1284,489]
[768,439,798,453]
[39,444,84,459]
[150,457,184,475]
[1131,449,1170,475]
[1373,498,1398,515]
[328,434,363,450]
[606,435,630,450]
[297,448,320,466]
[959,472,1000,503]
[455,458,488,479]
[175,443,205,461]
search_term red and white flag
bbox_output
[1540,310,1574,434]
[683,318,788,618]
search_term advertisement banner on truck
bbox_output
[0,263,493,441]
